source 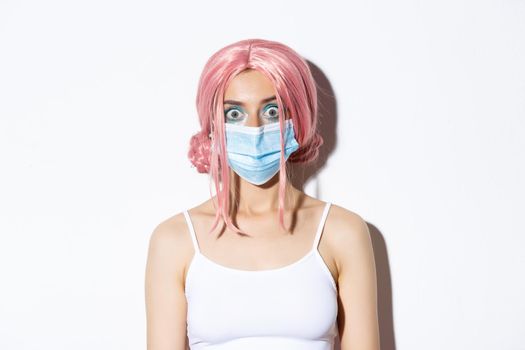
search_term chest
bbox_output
[184,252,339,347]
[186,212,340,282]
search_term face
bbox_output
[223,69,282,127]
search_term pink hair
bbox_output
[187,38,323,236]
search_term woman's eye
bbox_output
[262,105,279,121]
[224,108,245,122]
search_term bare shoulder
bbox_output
[325,203,373,273]
[326,203,370,241]
[145,211,197,349]
[146,211,194,287]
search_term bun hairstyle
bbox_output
[188,38,323,236]
[188,130,212,174]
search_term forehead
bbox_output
[224,69,276,102]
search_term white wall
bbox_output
[1,0,523,349]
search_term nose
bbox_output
[244,109,262,127]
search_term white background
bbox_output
[1,0,524,349]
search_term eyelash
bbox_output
[224,107,245,121]
[263,104,279,119]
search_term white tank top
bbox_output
[183,201,338,350]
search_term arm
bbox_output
[145,218,189,350]
[333,209,380,350]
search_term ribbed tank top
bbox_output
[183,201,339,350]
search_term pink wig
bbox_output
[187,38,323,236]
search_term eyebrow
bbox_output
[223,95,277,106]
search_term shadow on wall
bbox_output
[290,60,397,350]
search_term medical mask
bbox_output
[224,119,299,185]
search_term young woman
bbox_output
[145,38,380,350]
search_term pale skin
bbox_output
[145,69,380,350]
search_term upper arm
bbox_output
[331,207,380,350]
[145,216,189,350]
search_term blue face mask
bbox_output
[224,119,299,185]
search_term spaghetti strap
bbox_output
[312,202,332,251]
[183,210,201,254]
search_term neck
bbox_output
[231,170,298,216]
